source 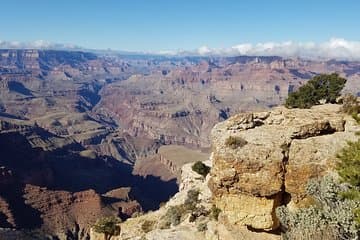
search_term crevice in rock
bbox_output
[268,140,293,232]
[254,119,264,127]
[279,141,291,206]
[281,192,292,205]
[291,122,337,139]
[246,225,281,235]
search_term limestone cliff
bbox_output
[90,104,360,240]
[209,104,360,231]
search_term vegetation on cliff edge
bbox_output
[285,73,346,108]
[192,161,211,178]
[277,100,360,239]
[225,135,248,149]
[276,176,359,240]
[160,189,211,228]
[341,94,360,123]
[93,216,121,240]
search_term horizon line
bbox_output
[1,38,360,61]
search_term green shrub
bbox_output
[276,176,359,240]
[210,205,221,221]
[336,139,360,228]
[189,205,210,222]
[340,188,360,200]
[192,161,211,178]
[341,94,360,123]
[197,222,208,232]
[184,189,200,211]
[141,220,155,233]
[341,94,360,114]
[93,216,121,240]
[162,189,209,226]
[225,136,248,149]
[285,73,346,109]
[337,140,360,187]
[162,189,209,227]
[163,205,185,227]
[353,112,360,124]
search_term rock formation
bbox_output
[94,104,360,239]
[209,104,360,231]
[133,145,210,181]
[90,160,280,240]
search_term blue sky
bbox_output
[0,0,359,51]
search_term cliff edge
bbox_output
[209,103,359,231]
[91,103,360,239]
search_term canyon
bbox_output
[91,103,360,240]
[1,49,360,239]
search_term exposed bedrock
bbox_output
[209,104,360,231]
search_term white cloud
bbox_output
[2,38,360,60]
[159,38,360,60]
[197,46,212,55]
[0,40,82,50]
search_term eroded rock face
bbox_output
[0,120,144,239]
[209,104,360,231]
[90,160,280,240]
[98,57,360,149]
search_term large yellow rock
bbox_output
[215,193,281,230]
[209,104,360,231]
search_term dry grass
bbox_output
[225,136,248,149]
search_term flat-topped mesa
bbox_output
[208,104,360,231]
[0,119,77,151]
[0,120,33,133]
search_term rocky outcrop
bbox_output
[23,186,111,239]
[0,184,141,240]
[209,104,360,231]
[152,145,209,176]
[91,160,280,240]
[90,103,360,240]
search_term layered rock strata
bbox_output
[209,104,360,230]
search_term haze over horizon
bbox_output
[1,0,360,59]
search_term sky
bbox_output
[0,0,360,55]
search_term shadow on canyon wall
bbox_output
[0,131,178,229]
